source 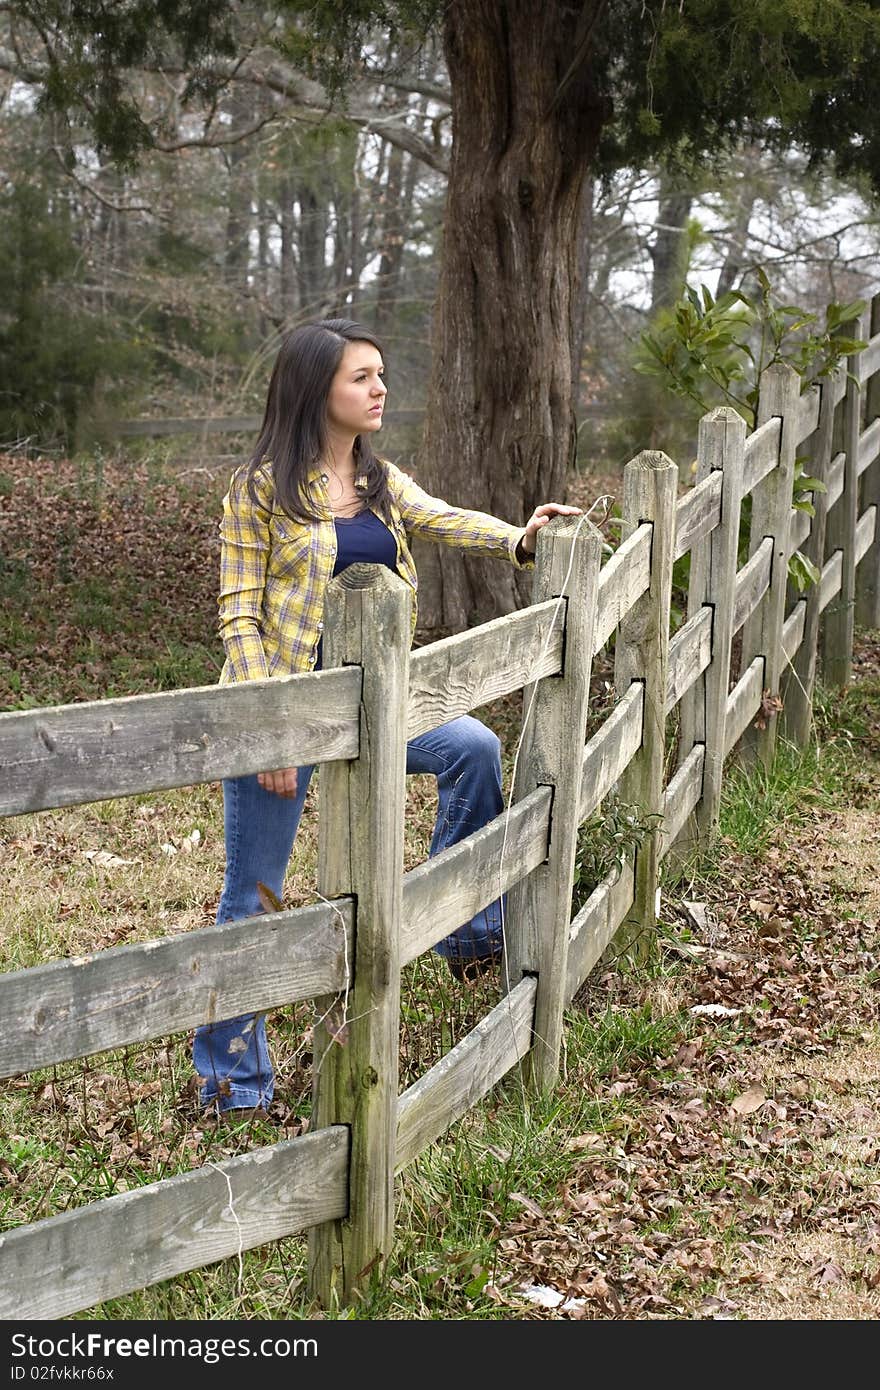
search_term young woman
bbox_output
[194,318,581,1115]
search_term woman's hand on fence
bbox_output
[257,767,299,798]
[520,502,584,555]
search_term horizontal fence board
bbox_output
[725,657,764,757]
[862,331,880,382]
[0,669,361,817]
[395,976,537,1172]
[661,744,705,854]
[0,1126,349,1320]
[407,601,563,740]
[665,607,712,715]
[578,683,644,823]
[743,416,782,496]
[795,386,821,445]
[673,472,722,562]
[732,537,773,635]
[117,410,422,438]
[826,451,846,509]
[859,416,880,476]
[400,786,552,965]
[0,899,351,1079]
[782,600,807,665]
[790,506,812,551]
[819,549,843,613]
[565,860,635,1004]
[593,523,653,653]
[831,370,849,407]
[856,504,877,565]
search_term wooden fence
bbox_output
[1,289,879,1316]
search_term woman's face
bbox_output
[326,341,386,438]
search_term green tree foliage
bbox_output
[9,3,880,191]
[0,179,135,446]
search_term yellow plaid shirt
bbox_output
[218,460,533,683]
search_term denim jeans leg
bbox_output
[405,716,505,961]
[193,766,314,1112]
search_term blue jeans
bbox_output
[193,715,504,1111]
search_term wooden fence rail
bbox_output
[2,287,879,1317]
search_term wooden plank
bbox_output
[0,1127,349,1320]
[858,416,880,477]
[673,471,722,562]
[826,451,846,509]
[400,785,552,965]
[593,523,652,654]
[855,504,877,566]
[504,516,603,1090]
[831,369,849,407]
[578,682,644,823]
[860,329,880,382]
[741,365,800,766]
[0,668,361,818]
[823,308,870,688]
[611,453,677,964]
[732,536,773,634]
[676,408,747,847]
[117,409,423,438]
[407,600,563,740]
[565,861,635,1004]
[0,899,351,1080]
[782,601,807,665]
[395,977,537,1173]
[789,507,811,552]
[665,606,712,715]
[661,744,705,856]
[819,549,844,613]
[309,565,409,1304]
[795,386,821,445]
[783,371,839,745]
[724,658,764,758]
[856,299,880,626]
[742,415,782,496]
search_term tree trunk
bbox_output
[279,177,296,322]
[374,139,406,336]
[649,169,693,315]
[716,144,760,298]
[416,1,608,631]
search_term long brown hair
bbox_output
[241,319,392,522]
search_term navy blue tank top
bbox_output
[316,509,398,668]
[331,508,398,577]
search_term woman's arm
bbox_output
[387,462,581,564]
[218,467,273,683]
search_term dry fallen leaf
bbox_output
[565,1133,605,1153]
[730,1083,767,1116]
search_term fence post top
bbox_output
[539,512,604,545]
[758,360,801,388]
[701,405,748,431]
[327,562,411,597]
[626,449,678,475]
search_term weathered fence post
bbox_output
[308,564,411,1306]
[823,309,871,687]
[855,292,880,629]
[739,363,800,767]
[677,408,747,846]
[782,370,839,746]
[504,515,602,1092]
[611,452,677,963]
